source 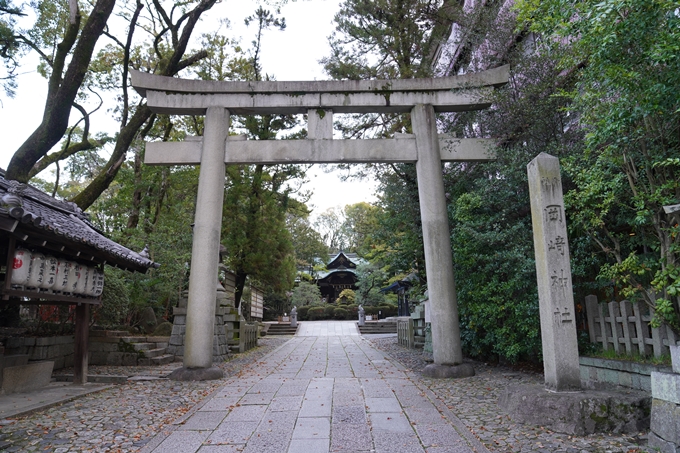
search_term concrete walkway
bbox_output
[142,321,483,453]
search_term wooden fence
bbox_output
[397,318,414,348]
[584,295,678,357]
[236,322,258,353]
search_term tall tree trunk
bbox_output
[71,0,217,209]
[5,0,116,182]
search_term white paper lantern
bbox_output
[10,248,31,285]
[40,256,58,290]
[54,260,71,292]
[27,253,45,288]
[94,270,104,297]
[66,261,81,293]
[75,265,90,295]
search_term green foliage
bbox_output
[584,344,671,367]
[518,0,680,335]
[307,306,326,320]
[337,289,356,305]
[94,268,132,328]
[355,262,390,306]
[0,0,26,96]
[288,213,329,275]
[324,305,336,318]
[333,307,350,320]
[291,282,322,307]
[297,305,310,321]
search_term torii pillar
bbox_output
[413,104,472,377]
[132,66,509,380]
[167,107,228,381]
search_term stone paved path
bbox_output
[143,326,481,453]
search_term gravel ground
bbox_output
[0,337,290,453]
[367,336,651,453]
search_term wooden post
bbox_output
[634,301,652,356]
[73,303,89,384]
[607,301,622,353]
[585,295,599,343]
[619,300,634,354]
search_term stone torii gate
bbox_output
[131,66,509,380]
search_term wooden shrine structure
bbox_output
[0,173,159,383]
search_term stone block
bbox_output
[64,354,74,368]
[649,431,680,453]
[652,372,680,404]
[35,337,55,346]
[47,345,59,359]
[2,361,54,394]
[499,384,651,435]
[651,398,680,444]
[672,345,680,374]
[5,337,24,349]
[122,353,138,366]
[619,370,633,388]
[29,346,48,361]
[89,351,108,366]
[53,356,65,370]
[91,337,121,344]
[107,352,124,366]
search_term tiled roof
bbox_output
[0,174,159,273]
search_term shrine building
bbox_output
[315,251,363,303]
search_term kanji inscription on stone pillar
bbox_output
[527,152,581,392]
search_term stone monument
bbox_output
[358,304,365,327]
[498,153,650,436]
[527,152,580,392]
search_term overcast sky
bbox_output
[0,0,377,218]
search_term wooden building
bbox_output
[316,251,362,303]
[0,174,159,383]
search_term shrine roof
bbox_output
[0,173,159,273]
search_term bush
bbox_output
[291,282,322,306]
[297,305,310,321]
[346,304,359,318]
[337,289,356,304]
[364,306,379,316]
[324,305,336,318]
[308,306,326,320]
[333,307,350,320]
[378,304,398,317]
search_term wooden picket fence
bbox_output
[397,318,414,348]
[584,295,678,357]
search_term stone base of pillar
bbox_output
[422,363,475,379]
[167,366,224,381]
[166,292,231,364]
[499,384,650,435]
[649,371,680,452]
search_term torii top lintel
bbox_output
[130,65,509,116]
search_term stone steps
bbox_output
[151,354,175,365]
[358,322,397,334]
[266,324,299,336]
[89,332,175,367]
